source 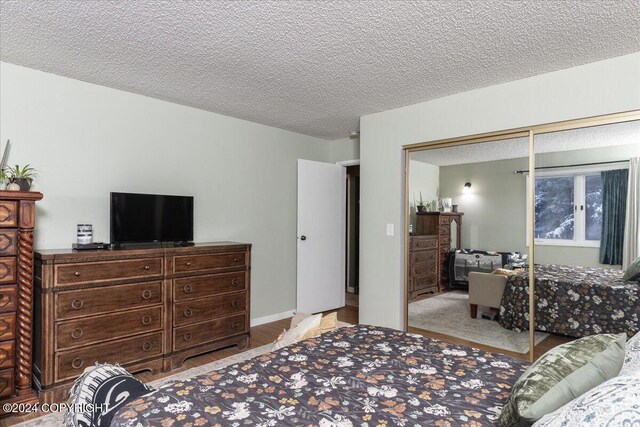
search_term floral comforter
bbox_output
[499,264,640,338]
[111,325,526,426]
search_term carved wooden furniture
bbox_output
[413,212,463,295]
[408,236,438,302]
[0,191,43,415]
[33,242,251,402]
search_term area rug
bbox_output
[409,291,548,354]
[12,344,273,427]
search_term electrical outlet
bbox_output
[386,223,394,236]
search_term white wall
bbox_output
[359,52,640,329]
[439,144,640,268]
[329,137,360,163]
[0,62,330,321]
[408,160,439,228]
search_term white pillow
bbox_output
[620,331,640,376]
[273,313,322,350]
[290,312,312,328]
[533,371,640,427]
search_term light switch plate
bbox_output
[386,223,394,236]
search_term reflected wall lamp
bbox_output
[463,182,472,193]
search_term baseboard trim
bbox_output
[250,309,296,327]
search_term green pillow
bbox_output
[622,256,640,281]
[498,333,627,427]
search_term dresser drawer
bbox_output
[55,257,163,286]
[173,252,246,273]
[411,250,436,264]
[174,272,246,302]
[0,341,14,369]
[412,275,437,292]
[55,281,163,320]
[439,215,450,225]
[174,291,246,326]
[412,260,436,276]
[0,286,16,313]
[0,257,16,285]
[56,332,163,382]
[439,235,451,245]
[0,313,14,341]
[56,306,163,351]
[411,237,437,251]
[438,225,450,235]
[0,368,14,398]
[0,230,17,256]
[0,202,17,228]
[173,314,246,351]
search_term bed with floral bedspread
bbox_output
[111,325,526,426]
[499,264,640,338]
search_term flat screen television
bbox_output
[110,192,194,245]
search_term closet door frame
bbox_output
[402,109,640,362]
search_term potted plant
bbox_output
[7,164,37,191]
[417,192,427,213]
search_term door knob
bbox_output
[300,235,307,241]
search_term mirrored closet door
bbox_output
[527,119,640,359]
[405,135,535,360]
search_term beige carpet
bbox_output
[409,291,548,354]
[13,344,273,427]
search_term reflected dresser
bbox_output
[33,242,251,402]
[412,212,463,299]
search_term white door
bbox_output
[297,159,345,313]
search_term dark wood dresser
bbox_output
[0,191,43,415]
[33,242,251,402]
[408,235,438,301]
[409,212,463,301]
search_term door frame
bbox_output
[338,160,361,295]
[402,109,640,362]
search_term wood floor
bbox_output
[1,305,359,426]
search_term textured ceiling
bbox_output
[411,121,640,165]
[1,1,639,140]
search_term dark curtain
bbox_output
[600,169,629,265]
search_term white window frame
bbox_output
[525,163,627,248]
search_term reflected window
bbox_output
[531,170,608,246]
[535,176,575,240]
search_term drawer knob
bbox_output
[74,271,81,277]
[142,342,152,352]
[141,315,152,325]
[71,358,84,369]
[71,328,84,339]
[143,265,150,270]
[233,257,239,262]
[232,321,241,330]
[183,308,192,318]
[185,261,192,267]
[231,278,239,286]
[183,284,192,294]
[183,332,192,342]
[141,290,152,300]
[71,299,84,310]
[232,300,240,308]
[416,243,421,247]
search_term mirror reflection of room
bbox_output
[519,120,640,358]
[407,137,536,359]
